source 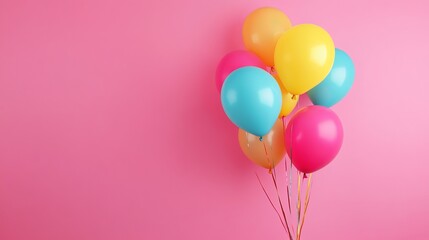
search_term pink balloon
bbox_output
[215,50,266,92]
[285,106,343,173]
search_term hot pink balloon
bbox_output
[285,106,343,173]
[215,50,266,92]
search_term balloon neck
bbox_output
[303,173,308,179]
[268,168,272,174]
[291,95,297,100]
[259,136,263,141]
[270,66,276,74]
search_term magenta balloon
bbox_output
[215,50,266,92]
[285,106,343,173]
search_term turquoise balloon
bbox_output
[308,48,355,107]
[221,66,282,137]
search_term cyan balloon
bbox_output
[308,48,355,107]
[221,66,282,137]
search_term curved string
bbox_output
[255,173,287,233]
[263,141,293,240]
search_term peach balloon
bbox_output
[242,7,292,67]
[238,119,286,169]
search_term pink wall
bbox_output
[1,0,428,239]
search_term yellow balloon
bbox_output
[242,7,292,67]
[274,24,335,95]
[273,74,299,117]
[279,87,299,118]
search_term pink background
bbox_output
[1,0,428,239]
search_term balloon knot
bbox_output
[259,136,263,141]
[268,168,272,174]
[292,95,297,100]
[303,173,308,179]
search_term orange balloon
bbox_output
[238,119,286,169]
[242,7,292,67]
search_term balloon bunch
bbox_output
[215,7,355,239]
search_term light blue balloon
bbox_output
[221,66,282,137]
[308,48,355,107]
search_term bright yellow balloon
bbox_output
[273,74,299,117]
[242,7,292,67]
[274,24,335,95]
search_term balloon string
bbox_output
[288,157,293,215]
[289,117,295,218]
[296,172,303,240]
[255,173,288,233]
[289,161,295,237]
[284,157,295,237]
[263,141,293,240]
[282,116,292,215]
[271,169,293,239]
[297,174,312,240]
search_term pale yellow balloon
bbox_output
[274,24,335,95]
[238,119,286,169]
[272,74,299,117]
[242,7,292,67]
[279,88,299,117]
